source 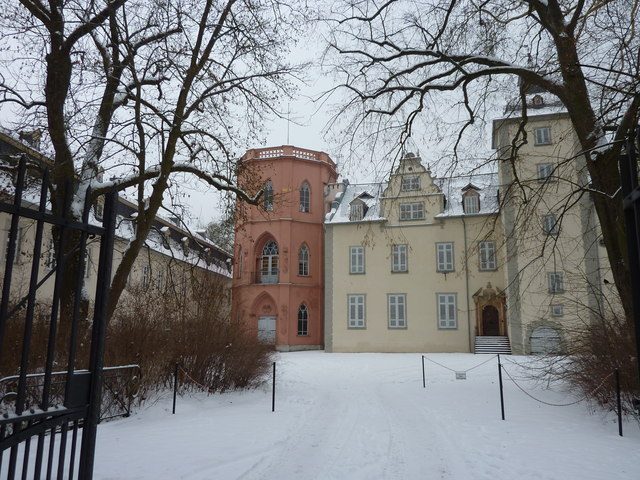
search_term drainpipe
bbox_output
[462,216,473,353]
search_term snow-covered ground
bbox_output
[94,352,640,479]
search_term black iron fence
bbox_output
[619,130,640,389]
[0,155,117,479]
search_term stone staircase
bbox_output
[474,336,512,355]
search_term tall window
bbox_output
[534,126,552,145]
[436,243,454,272]
[401,176,420,191]
[298,244,309,276]
[45,236,56,270]
[236,250,243,278]
[400,202,424,220]
[261,240,279,283]
[391,244,408,273]
[537,163,555,182]
[542,214,559,235]
[141,265,150,286]
[350,246,365,274]
[388,294,407,328]
[463,194,480,214]
[83,249,91,278]
[300,182,310,212]
[5,222,23,265]
[348,294,365,328]
[263,181,274,211]
[297,304,309,336]
[547,272,564,294]
[437,293,457,329]
[479,241,496,271]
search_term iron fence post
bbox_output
[498,354,505,420]
[615,368,623,437]
[173,363,179,415]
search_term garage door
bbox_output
[258,316,276,344]
[530,327,562,354]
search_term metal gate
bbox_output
[620,129,640,388]
[0,156,117,479]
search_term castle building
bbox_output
[234,101,611,355]
[231,146,338,351]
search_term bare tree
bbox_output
[327,0,640,326]
[0,0,308,319]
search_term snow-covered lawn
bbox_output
[94,352,640,479]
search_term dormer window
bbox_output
[463,195,480,214]
[462,185,481,214]
[401,176,420,192]
[350,203,364,221]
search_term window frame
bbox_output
[542,214,559,235]
[436,242,454,272]
[551,304,564,317]
[479,241,497,271]
[437,293,457,329]
[533,126,552,146]
[463,194,480,214]
[298,244,309,276]
[45,236,56,270]
[391,244,408,273]
[263,180,274,211]
[349,246,365,274]
[399,202,425,221]
[547,272,564,294]
[297,304,309,336]
[401,176,420,192]
[349,203,364,221]
[388,294,407,329]
[299,181,310,213]
[537,163,556,183]
[348,294,366,329]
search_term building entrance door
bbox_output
[258,316,276,344]
[482,305,500,336]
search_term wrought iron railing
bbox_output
[0,365,141,423]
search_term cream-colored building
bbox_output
[325,99,611,354]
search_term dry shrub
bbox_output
[106,275,274,402]
[533,313,639,417]
[1,274,274,408]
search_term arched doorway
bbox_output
[482,305,500,336]
[251,292,278,345]
[473,282,507,336]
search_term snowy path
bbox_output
[94,352,640,479]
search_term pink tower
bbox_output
[232,146,338,351]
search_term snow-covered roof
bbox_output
[436,173,500,217]
[325,182,387,224]
[0,127,232,277]
[325,172,500,225]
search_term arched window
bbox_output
[300,181,310,212]
[298,244,309,276]
[264,181,274,211]
[260,240,278,283]
[297,304,308,336]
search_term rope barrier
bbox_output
[500,365,615,407]
[422,354,497,373]
[178,366,215,394]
